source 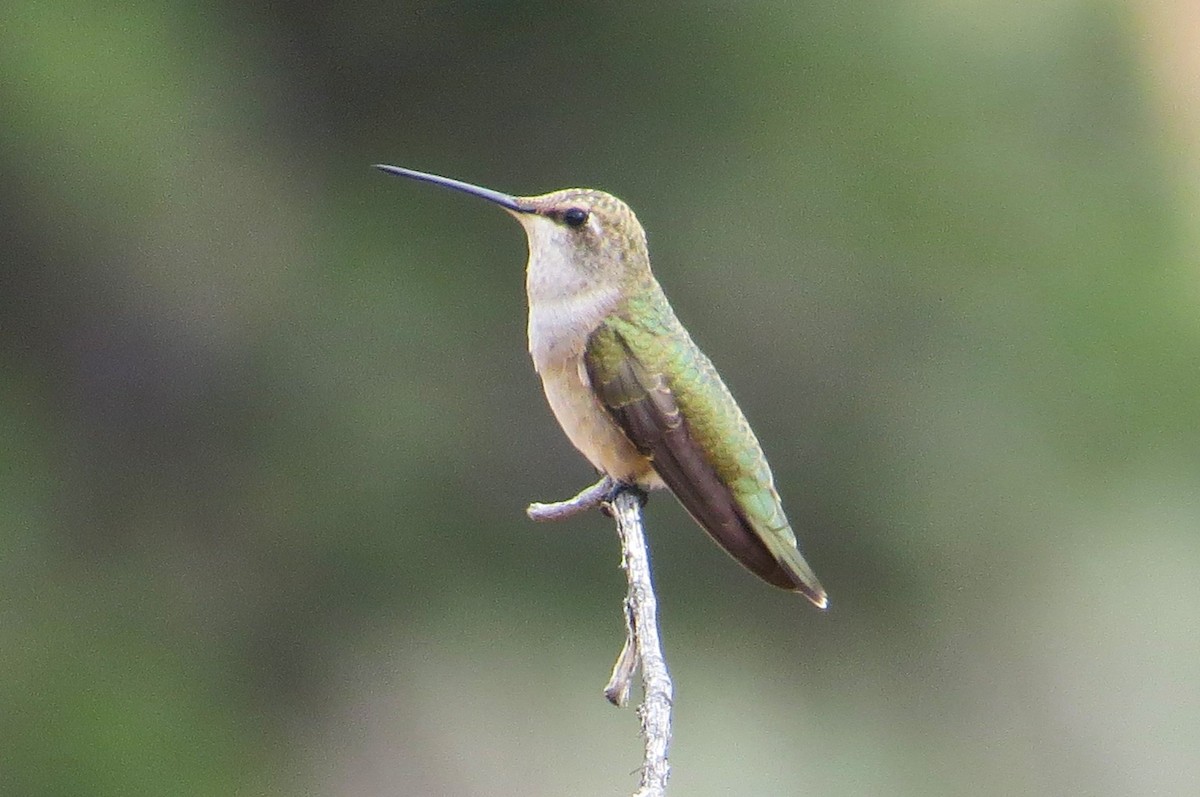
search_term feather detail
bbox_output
[585,320,826,605]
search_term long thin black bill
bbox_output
[374,164,530,213]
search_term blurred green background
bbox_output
[3,2,1198,795]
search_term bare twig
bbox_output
[527,482,674,797]
[527,476,613,521]
[603,625,638,707]
[605,488,673,796]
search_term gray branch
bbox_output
[527,479,674,797]
[526,477,614,521]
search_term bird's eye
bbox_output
[562,207,589,228]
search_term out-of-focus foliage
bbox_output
[2,2,1197,795]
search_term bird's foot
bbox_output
[600,481,648,517]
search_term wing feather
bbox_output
[585,323,800,590]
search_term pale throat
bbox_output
[522,220,621,371]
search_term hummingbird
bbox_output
[376,165,827,608]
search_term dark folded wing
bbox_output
[584,323,796,589]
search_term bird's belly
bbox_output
[538,356,661,487]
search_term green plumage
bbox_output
[585,287,826,606]
[375,164,826,606]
